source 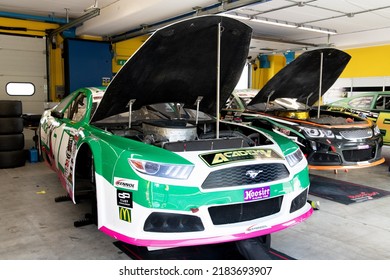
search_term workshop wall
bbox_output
[3,17,390,101]
[342,45,390,78]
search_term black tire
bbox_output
[0,100,22,117]
[0,150,26,169]
[0,133,24,151]
[0,118,24,134]
[235,235,271,260]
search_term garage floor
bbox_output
[1,146,389,260]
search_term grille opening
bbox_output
[202,163,289,189]
[208,196,283,225]
[342,147,376,162]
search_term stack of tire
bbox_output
[0,100,26,168]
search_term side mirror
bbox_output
[51,110,64,119]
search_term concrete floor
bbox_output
[1,146,389,260]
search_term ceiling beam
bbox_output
[49,8,100,37]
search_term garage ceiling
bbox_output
[1,0,390,58]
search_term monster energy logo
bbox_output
[119,207,131,223]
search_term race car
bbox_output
[326,91,390,145]
[39,15,312,250]
[224,48,384,171]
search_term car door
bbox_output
[43,90,88,196]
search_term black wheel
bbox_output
[0,100,22,117]
[0,134,24,151]
[0,150,26,168]
[0,118,24,134]
[74,147,97,227]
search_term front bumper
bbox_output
[305,134,385,170]
[96,173,313,248]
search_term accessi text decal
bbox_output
[200,149,283,166]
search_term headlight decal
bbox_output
[300,126,334,138]
[286,149,304,167]
[128,159,194,180]
[373,125,381,136]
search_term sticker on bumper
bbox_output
[119,207,132,223]
[117,190,133,208]
[114,177,138,190]
[244,186,270,201]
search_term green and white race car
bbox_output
[39,15,312,249]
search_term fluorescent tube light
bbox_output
[298,25,337,35]
[251,17,297,28]
[224,13,251,21]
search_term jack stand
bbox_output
[235,235,271,260]
[74,213,95,228]
[54,195,71,202]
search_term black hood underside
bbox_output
[248,48,351,107]
[92,15,252,122]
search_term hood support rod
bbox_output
[128,99,136,128]
[194,96,204,124]
[265,90,275,112]
[317,52,323,119]
[216,22,222,139]
[306,92,314,108]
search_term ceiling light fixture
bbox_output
[223,13,251,21]
[251,16,297,28]
[298,25,337,35]
[223,13,337,35]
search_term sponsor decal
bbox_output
[348,191,378,202]
[117,190,133,208]
[246,224,269,232]
[64,132,78,184]
[244,186,270,202]
[200,149,282,166]
[357,144,370,150]
[114,177,138,191]
[119,207,132,223]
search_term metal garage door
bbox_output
[0,34,47,114]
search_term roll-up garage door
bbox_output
[0,34,47,114]
[0,34,47,149]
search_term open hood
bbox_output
[248,48,351,107]
[91,15,252,122]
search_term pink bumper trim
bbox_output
[100,208,313,248]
